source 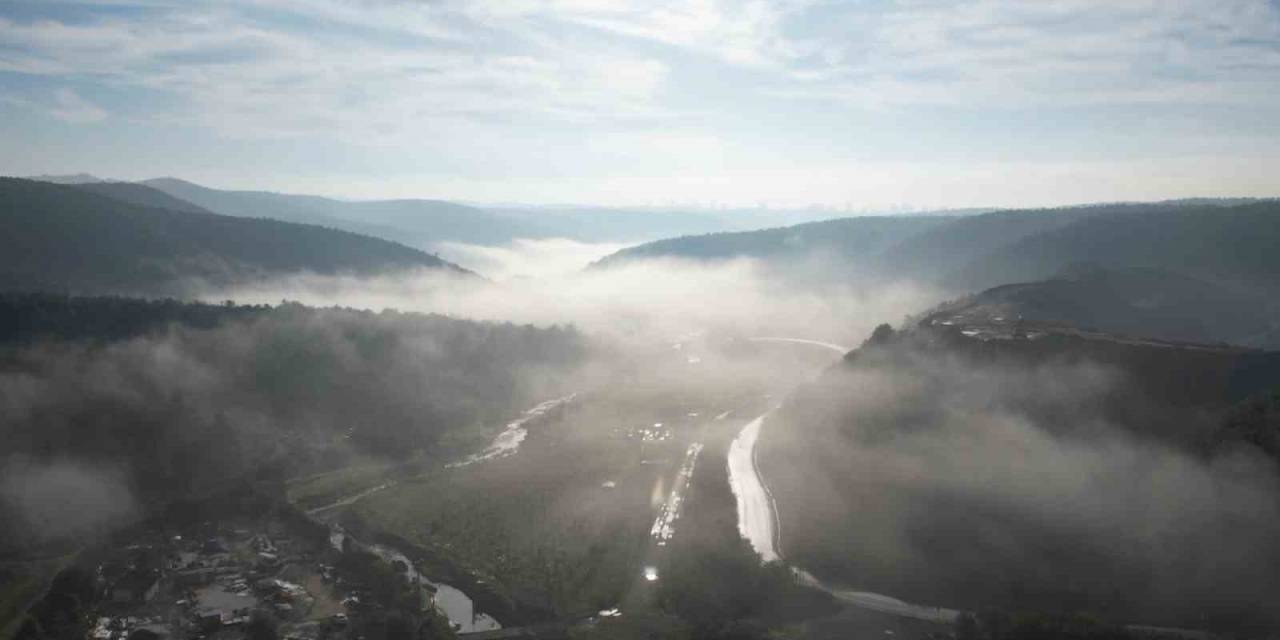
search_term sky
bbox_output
[2,0,1279,209]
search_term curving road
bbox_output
[730,336,1223,633]
[729,337,962,623]
[726,414,780,561]
[728,336,846,565]
[748,337,850,354]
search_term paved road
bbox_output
[730,337,1221,635]
[726,414,780,561]
[731,336,962,623]
[728,336,848,561]
[748,337,850,354]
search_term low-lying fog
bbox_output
[9,235,1279,633]
[767,341,1280,630]
[200,238,942,348]
[431,237,631,281]
[5,239,939,552]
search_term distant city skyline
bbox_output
[3,0,1280,209]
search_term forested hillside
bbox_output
[759,321,1280,635]
[142,177,550,246]
[0,178,466,296]
[956,201,1280,293]
[144,178,862,248]
[597,200,1280,295]
[595,200,1280,349]
[930,266,1280,349]
[69,181,215,215]
[591,216,950,271]
[0,294,586,554]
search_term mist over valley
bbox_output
[5,3,1280,639]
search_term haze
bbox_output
[5,3,1280,640]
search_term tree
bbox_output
[245,610,279,640]
[864,323,896,347]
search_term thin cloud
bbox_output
[2,0,1279,205]
[0,2,678,140]
[776,0,1280,108]
[50,88,107,123]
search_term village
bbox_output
[42,495,456,640]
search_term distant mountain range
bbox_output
[591,215,953,275]
[956,202,1280,293]
[13,173,1279,346]
[23,173,106,185]
[598,199,1280,290]
[0,178,467,296]
[595,199,1280,348]
[30,173,979,249]
[139,177,543,247]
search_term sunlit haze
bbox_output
[5,4,1280,640]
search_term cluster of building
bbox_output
[614,423,673,443]
[85,518,348,640]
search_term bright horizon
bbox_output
[3,1,1280,209]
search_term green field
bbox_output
[287,457,400,510]
[351,397,693,617]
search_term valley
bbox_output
[7,3,1280,638]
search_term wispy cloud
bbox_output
[4,1,1278,125]
[1,0,1278,205]
[0,1,677,140]
[770,0,1280,108]
[532,0,816,69]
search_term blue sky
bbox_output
[2,0,1279,208]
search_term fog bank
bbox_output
[199,247,943,349]
[765,341,1280,630]
[0,458,136,548]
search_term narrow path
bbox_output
[307,482,396,517]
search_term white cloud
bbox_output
[0,2,678,141]
[548,0,813,69]
[433,238,631,280]
[778,0,1280,108]
[4,1,1278,126]
[2,0,1279,206]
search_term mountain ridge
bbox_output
[0,177,470,296]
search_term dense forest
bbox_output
[0,179,466,297]
[0,294,586,554]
